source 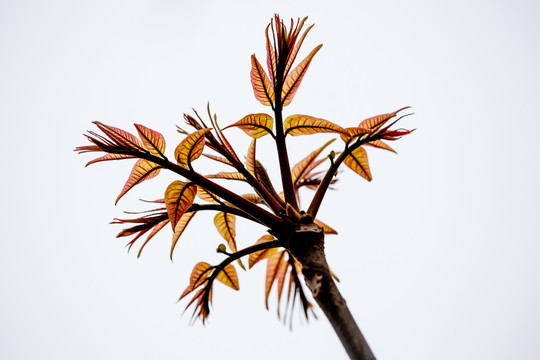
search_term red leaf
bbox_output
[250,55,275,106]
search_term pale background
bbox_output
[2,0,539,359]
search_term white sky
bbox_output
[2,0,539,359]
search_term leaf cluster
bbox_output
[77,15,413,324]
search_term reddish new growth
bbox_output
[77,15,413,330]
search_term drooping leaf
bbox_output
[116,159,161,205]
[281,44,323,107]
[170,212,197,260]
[134,124,166,157]
[175,128,211,168]
[131,219,168,258]
[165,181,197,229]
[206,172,247,181]
[275,255,290,308]
[343,146,372,181]
[246,139,256,176]
[223,114,274,139]
[284,115,347,136]
[313,218,338,235]
[265,250,287,309]
[249,235,278,268]
[215,264,240,290]
[250,55,275,106]
[291,139,335,185]
[214,212,237,253]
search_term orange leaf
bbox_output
[206,172,247,181]
[165,181,197,229]
[175,128,211,167]
[291,139,335,185]
[134,124,166,156]
[84,153,136,167]
[275,256,290,306]
[170,212,197,260]
[197,187,220,203]
[202,153,234,167]
[241,193,264,204]
[179,262,212,300]
[214,212,237,253]
[344,146,372,181]
[249,235,278,268]
[265,250,286,309]
[358,107,410,132]
[284,114,347,136]
[250,55,275,106]
[314,218,338,235]
[215,264,240,290]
[365,139,396,153]
[115,159,161,205]
[281,44,322,107]
[340,127,372,143]
[246,139,256,176]
[223,114,274,139]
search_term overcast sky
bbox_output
[2,0,539,359]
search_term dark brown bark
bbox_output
[286,222,376,360]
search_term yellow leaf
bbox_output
[284,114,347,136]
[313,218,338,235]
[365,139,396,153]
[116,159,161,205]
[170,212,197,260]
[197,187,220,203]
[282,44,322,107]
[265,250,287,309]
[216,264,240,290]
[223,114,274,139]
[291,139,335,185]
[174,128,211,167]
[165,181,197,229]
[206,172,247,181]
[134,124,165,156]
[250,55,275,106]
[246,139,256,176]
[214,212,237,253]
[241,193,264,204]
[343,146,372,181]
[249,235,277,268]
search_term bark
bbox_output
[286,222,376,360]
